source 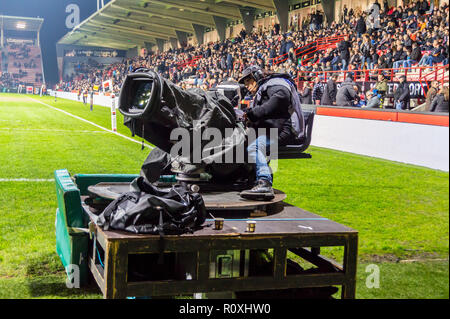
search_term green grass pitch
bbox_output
[0,93,448,299]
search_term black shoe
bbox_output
[239,179,275,201]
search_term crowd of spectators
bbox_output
[0,69,42,89]
[0,70,38,91]
[0,72,22,90]
[6,42,32,60]
[0,49,27,90]
[57,0,448,111]
[0,41,43,89]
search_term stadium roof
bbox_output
[57,0,277,50]
[0,15,44,32]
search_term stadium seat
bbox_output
[268,111,315,160]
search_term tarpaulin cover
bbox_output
[96,177,207,234]
[119,70,250,180]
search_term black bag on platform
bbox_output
[97,177,206,235]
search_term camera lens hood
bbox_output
[118,69,162,120]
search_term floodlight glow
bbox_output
[16,22,26,29]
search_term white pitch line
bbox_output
[0,128,109,134]
[0,178,54,182]
[27,97,153,149]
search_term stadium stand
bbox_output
[5,41,44,87]
[55,1,449,112]
[0,15,44,92]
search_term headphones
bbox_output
[250,65,264,83]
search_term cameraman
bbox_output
[238,66,304,200]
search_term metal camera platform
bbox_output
[86,182,287,212]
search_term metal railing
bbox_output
[296,64,449,93]
[176,55,203,70]
[271,35,347,66]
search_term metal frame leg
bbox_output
[104,241,128,299]
[341,235,358,299]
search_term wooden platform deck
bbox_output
[83,201,358,299]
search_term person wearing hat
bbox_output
[336,76,360,107]
[373,73,389,107]
[394,75,411,110]
[300,81,313,105]
[237,65,304,200]
[374,73,388,96]
[363,90,381,108]
[430,85,449,113]
[424,81,440,112]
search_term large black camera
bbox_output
[118,69,255,191]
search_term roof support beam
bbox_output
[272,0,289,33]
[99,12,193,34]
[75,35,141,48]
[83,42,131,49]
[78,35,144,47]
[239,7,256,33]
[169,37,178,50]
[175,30,188,48]
[192,23,205,46]
[73,38,133,50]
[110,4,196,29]
[212,15,227,42]
[219,0,275,11]
[89,20,172,39]
[144,42,154,51]
[156,38,165,52]
[145,0,241,20]
[76,31,156,46]
[112,4,215,27]
[321,0,335,25]
[80,25,156,43]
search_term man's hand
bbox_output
[242,111,253,127]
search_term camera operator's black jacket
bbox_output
[394,81,411,110]
[246,75,298,145]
